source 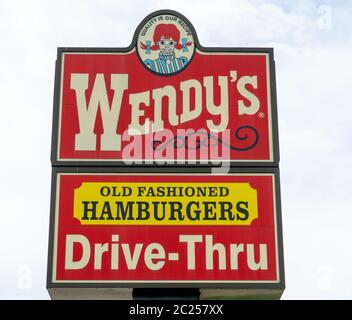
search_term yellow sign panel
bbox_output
[73,182,258,225]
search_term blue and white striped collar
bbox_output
[159,52,175,61]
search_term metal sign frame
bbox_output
[46,166,285,293]
[50,9,280,167]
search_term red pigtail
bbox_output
[141,24,192,52]
[175,41,192,50]
[140,41,159,51]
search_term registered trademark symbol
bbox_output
[258,112,265,118]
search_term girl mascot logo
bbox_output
[137,13,195,76]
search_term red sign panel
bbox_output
[48,169,284,286]
[51,11,279,166]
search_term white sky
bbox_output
[0,0,351,299]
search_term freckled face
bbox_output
[157,37,176,54]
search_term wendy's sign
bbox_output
[47,167,285,298]
[51,10,279,166]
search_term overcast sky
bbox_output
[0,0,351,299]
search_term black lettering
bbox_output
[111,186,120,196]
[146,187,155,197]
[137,202,150,220]
[153,202,166,221]
[121,186,132,197]
[219,187,229,197]
[219,202,235,220]
[166,187,177,197]
[186,201,200,220]
[156,186,165,196]
[82,201,98,220]
[203,202,217,220]
[208,187,217,196]
[138,187,146,196]
[169,202,184,220]
[195,187,207,197]
[115,201,134,220]
[236,201,249,221]
[99,201,113,220]
[184,187,195,197]
[100,187,110,197]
